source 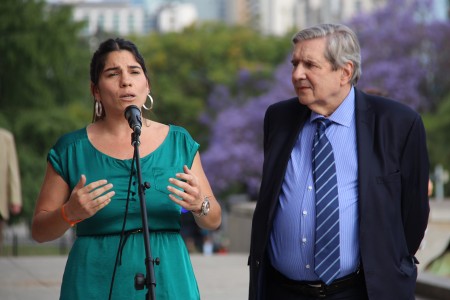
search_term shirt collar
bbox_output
[310,86,355,128]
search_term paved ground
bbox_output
[0,253,441,300]
[0,254,248,300]
[1,201,448,299]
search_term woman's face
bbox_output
[93,50,149,118]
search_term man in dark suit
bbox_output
[248,23,429,300]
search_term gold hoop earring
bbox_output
[95,100,103,117]
[143,94,154,110]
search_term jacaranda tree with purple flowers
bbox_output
[202,0,450,198]
[202,60,294,198]
[349,0,450,111]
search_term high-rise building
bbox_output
[156,3,198,32]
[46,0,448,36]
[48,0,146,36]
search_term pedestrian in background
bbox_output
[248,23,429,300]
[0,128,22,253]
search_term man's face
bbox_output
[291,37,348,116]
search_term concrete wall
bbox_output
[416,200,450,271]
[226,199,450,299]
[227,202,255,253]
[227,200,450,259]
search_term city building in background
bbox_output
[46,0,449,36]
[156,2,198,32]
[47,0,146,35]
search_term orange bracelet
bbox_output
[61,205,83,227]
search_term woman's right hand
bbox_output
[63,174,115,222]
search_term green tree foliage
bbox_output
[0,0,91,221]
[0,4,292,223]
[0,0,90,112]
[133,23,291,144]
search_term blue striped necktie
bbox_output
[312,118,340,285]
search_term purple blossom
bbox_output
[202,60,294,196]
[203,0,450,196]
[349,0,450,110]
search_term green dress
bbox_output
[48,125,200,300]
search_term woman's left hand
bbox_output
[167,165,203,213]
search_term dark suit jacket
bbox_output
[248,88,430,300]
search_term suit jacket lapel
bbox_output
[267,101,310,218]
[355,89,374,214]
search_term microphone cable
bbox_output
[108,154,136,300]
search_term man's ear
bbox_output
[340,61,354,85]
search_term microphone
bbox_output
[124,105,142,135]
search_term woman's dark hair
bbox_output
[90,37,149,85]
[90,38,149,121]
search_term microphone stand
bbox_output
[130,129,158,300]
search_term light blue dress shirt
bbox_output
[268,87,360,281]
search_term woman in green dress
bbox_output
[31,38,222,299]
